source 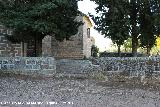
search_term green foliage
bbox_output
[122,38,132,52]
[129,0,160,55]
[91,45,99,57]
[129,0,141,56]
[0,0,81,42]
[90,0,130,47]
[91,0,160,56]
[139,0,160,54]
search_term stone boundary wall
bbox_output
[94,57,160,77]
[0,57,56,76]
[1,56,160,78]
[56,59,101,73]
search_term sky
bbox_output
[78,0,113,52]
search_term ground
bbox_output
[0,74,160,107]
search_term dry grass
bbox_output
[97,75,160,92]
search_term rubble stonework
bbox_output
[93,57,160,77]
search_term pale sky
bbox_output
[78,0,113,52]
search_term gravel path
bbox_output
[0,75,160,107]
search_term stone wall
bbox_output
[82,28,92,58]
[42,35,52,57]
[51,36,84,59]
[0,25,22,57]
[50,16,93,59]
[82,21,89,58]
[82,16,93,58]
[0,15,93,59]
[0,57,56,76]
[51,16,84,59]
[94,57,160,77]
[56,59,102,79]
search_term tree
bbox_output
[156,36,160,48]
[139,0,160,55]
[90,0,130,56]
[0,0,81,56]
[129,0,140,56]
[91,0,160,56]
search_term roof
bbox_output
[83,15,93,28]
[79,12,93,28]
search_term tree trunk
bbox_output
[34,36,37,57]
[22,42,24,57]
[37,40,42,57]
[146,46,151,56]
[130,0,139,57]
[118,45,121,57]
[132,34,138,57]
[124,47,127,52]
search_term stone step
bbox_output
[56,59,102,74]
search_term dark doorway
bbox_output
[27,40,42,57]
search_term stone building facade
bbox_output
[0,25,23,57]
[42,15,94,59]
[0,25,41,57]
[0,15,94,59]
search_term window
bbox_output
[87,28,90,38]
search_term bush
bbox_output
[91,45,99,57]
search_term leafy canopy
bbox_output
[91,0,160,55]
[90,0,130,47]
[0,0,81,42]
[139,0,160,49]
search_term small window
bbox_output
[87,28,90,38]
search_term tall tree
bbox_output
[129,0,140,56]
[0,0,81,56]
[91,0,160,56]
[90,0,130,56]
[139,0,160,55]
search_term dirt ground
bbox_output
[0,74,160,107]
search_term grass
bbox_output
[90,72,107,81]
[97,75,160,92]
